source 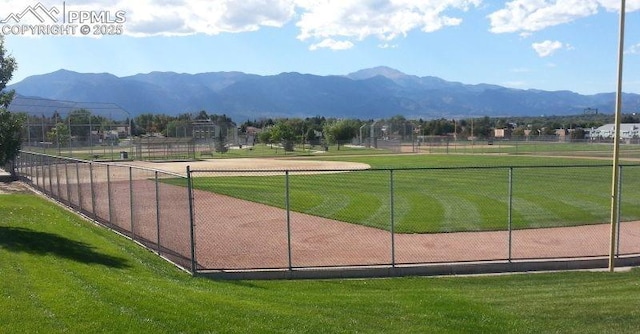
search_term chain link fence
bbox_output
[189,164,640,275]
[15,151,640,278]
[11,97,133,161]
[416,136,640,159]
[16,151,194,271]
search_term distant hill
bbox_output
[8,66,640,120]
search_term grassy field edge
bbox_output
[2,192,640,333]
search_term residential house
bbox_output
[591,123,640,139]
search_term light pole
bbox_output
[609,0,626,272]
[359,123,367,145]
[371,120,378,149]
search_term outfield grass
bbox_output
[2,192,640,333]
[422,140,640,157]
[189,154,640,233]
[195,143,397,159]
[23,143,396,161]
[24,139,640,161]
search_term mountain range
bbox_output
[8,66,640,121]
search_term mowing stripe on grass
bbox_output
[434,193,482,232]
[510,197,562,228]
[359,193,391,230]
[304,192,350,217]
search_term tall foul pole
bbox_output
[609,0,626,272]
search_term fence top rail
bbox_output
[23,150,640,175]
[19,150,187,179]
[189,163,632,174]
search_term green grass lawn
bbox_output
[23,143,394,161]
[24,139,640,161]
[2,192,640,333]
[422,140,640,158]
[189,154,640,233]
[197,143,396,159]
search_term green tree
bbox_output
[542,127,557,136]
[258,127,273,146]
[46,122,70,146]
[324,119,359,150]
[65,109,92,139]
[152,114,171,135]
[571,128,586,140]
[303,116,325,144]
[166,119,192,137]
[213,130,227,154]
[512,127,526,137]
[134,113,154,134]
[622,114,639,123]
[195,110,209,120]
[271,121,296,151]
[0,36,21,176]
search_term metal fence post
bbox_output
[129,166,135,239]
[90,162,96,220]
[48,157,53,195]
[107,164,112,224]
[155,171,161,255]
[34,154,40,188]
[186,166,197,275]
[390,169,396,267]
[32,153,36,181]
[29,153,34,183]
[616,165,623,257]
[285,170,293,271]
[76,161,82,211]
[64,161,71,206]
[508,167,513,262]
[55,159,61,200]
[41,154,46,191]
[42,156,47,192]
[34,154,38,187]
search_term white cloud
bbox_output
[0,0,298,36]
[626,43,640,55]
[597,0,640,12]
[488,0,640,35]
[532,40,563,57]
[123,0,297,36]
[309,38,354,51]
[378,43,398,49]
[488,0,599,34]
[5,0,635,48]
[295,1,481,44]
[13,0,482,39]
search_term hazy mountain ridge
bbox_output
[8,66,640,120]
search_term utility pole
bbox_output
[609,0,626,272]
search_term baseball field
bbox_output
[122,151,640,271]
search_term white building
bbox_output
[590,123,640,139]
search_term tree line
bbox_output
[132,110,235,137]
[89,110,634,146]
[9,103,632,157]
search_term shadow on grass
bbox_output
[0,226,130,268]
[212,279,265,289]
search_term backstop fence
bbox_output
[15,151,640,279]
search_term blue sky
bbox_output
[2,0,640,95]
